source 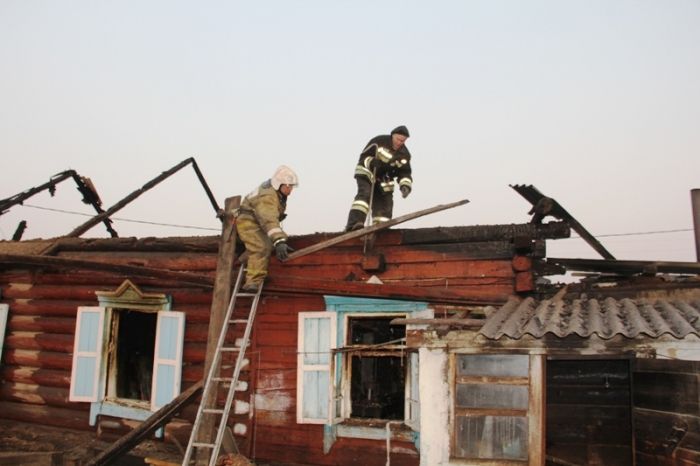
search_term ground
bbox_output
[0,419,256,465]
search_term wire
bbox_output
[565,228,693,240]
[10,203,697,237]
[18,203,220,232]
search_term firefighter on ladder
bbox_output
[344,125,413,232]
[236,165,299,292]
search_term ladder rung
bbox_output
[220,347,241,352]
[230,319,248,324]
[237,292,257,297]
[192,442,215,448]
[203,408,225,414]
[212,377,234,382]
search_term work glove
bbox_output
[275,241,294,261]
[400,185,411,199]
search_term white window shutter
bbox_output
[151,311,185,411]
[69,306,106,402]
[297,312,336,424]
[0,304,8,364]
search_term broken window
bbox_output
[296,300,427,430]
[69,280,185,430]
[111,309,157,403]
[346,316,406,420]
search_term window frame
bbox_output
[450,352,544,464]
[335,311,409,422]
[297,296,430,434]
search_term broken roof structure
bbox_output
[0,163,699,466]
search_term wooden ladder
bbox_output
[181,266,262,466]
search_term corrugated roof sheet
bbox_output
[479,296,700,340]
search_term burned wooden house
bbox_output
[1,173,700,466]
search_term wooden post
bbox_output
[197,196,240,465]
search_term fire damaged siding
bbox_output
[633,358,700,466]
[547,359,633,466]
[0,224,558,465]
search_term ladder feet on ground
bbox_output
[181,265,262,466]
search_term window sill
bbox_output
[336,419,414,442]
[323,419,418,454]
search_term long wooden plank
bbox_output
[84,380,203,466]
[284,198,470,261]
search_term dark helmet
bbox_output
[390,125,410,137]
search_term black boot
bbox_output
[345,210,366,232]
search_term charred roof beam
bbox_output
[66,157,221,238]
[511,184,615,260]
[0,169,118,238]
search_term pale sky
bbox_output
[1,1,699,265]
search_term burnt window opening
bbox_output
[346,316,407,420]
[350,355,405,419]
[112,309,157,402]
[348,316,405,345]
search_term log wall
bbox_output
[0,226,540,464]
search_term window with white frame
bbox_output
[69,280,185,427]
[297,297,428,430]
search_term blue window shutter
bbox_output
[0,304,8,364]
[297,312,336,424]
[151,311,185,410]
[69,307,106,402]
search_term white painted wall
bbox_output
[419,347,450,466]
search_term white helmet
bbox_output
[271,165,299,190]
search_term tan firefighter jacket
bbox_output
[237,180,288,246]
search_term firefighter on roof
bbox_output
[236,165,298,292]
[344,125,413,232]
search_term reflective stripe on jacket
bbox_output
[353,134,412,189]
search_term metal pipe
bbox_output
[692,189,700,262]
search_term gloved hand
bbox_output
[275,241,294,261]
[400,185,411,198]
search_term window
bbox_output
[344,316,406,420]
[69,280,185,428]
[453,354,530,461]
[297,297,429,431]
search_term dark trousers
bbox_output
[345,177,394,230]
